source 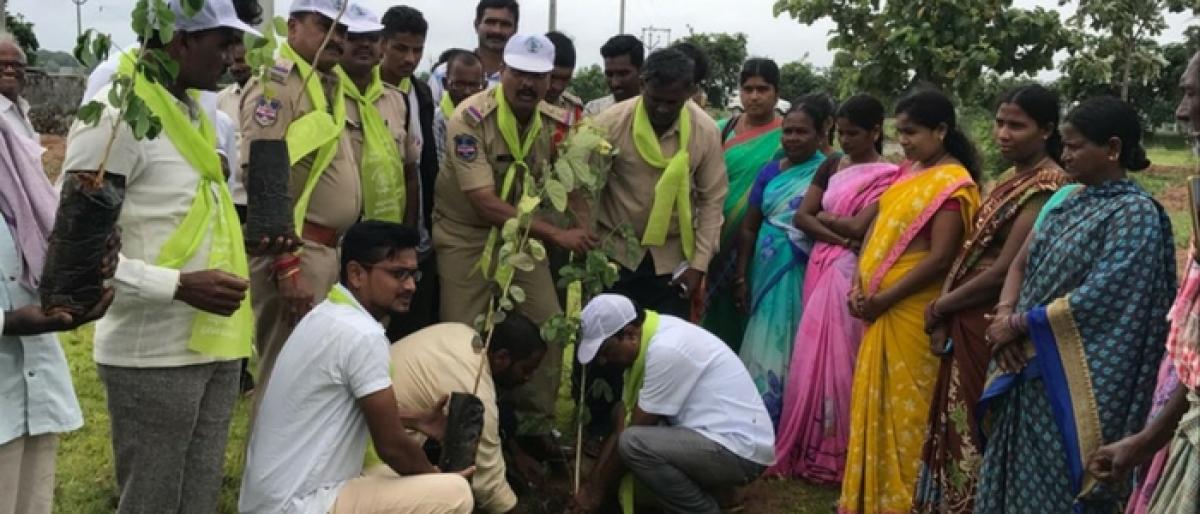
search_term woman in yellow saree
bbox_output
[839,90,982,514]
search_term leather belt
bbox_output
[302,221,339,247]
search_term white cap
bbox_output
[343,2,383,34]
[503,33,555,74]
[170,0,262,38]
[289,0,382,34]
[577,294,637,365]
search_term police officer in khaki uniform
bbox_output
[338,3,420,227]
[544,31,584,131]
[239,0,379,384]
[435,33,595,434]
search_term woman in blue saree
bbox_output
[732,95,830,425]
[975,96,1176,513]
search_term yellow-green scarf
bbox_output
[119,55,252,359]
[477,85,543,279]
[440,91,456,117]
[633,99,695,261]
[279,42,347,234]
[338,65,405,223]
[619,309,660,514]
[397,77,412,94]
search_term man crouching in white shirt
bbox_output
[569,294,775,514]
[239,221,474,514]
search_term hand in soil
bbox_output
[101,231,121,279]
[175,270,249,316]
[278,272,315,325]
[247,236,303,256]
[9,288,114,336]
[414,395,450,442]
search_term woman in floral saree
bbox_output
[975,96,1175,513]
[913,85,1068,513]
[838,90,982,514]
[771,94,899,483]
[733,95,830,426]
[703,59,783,351]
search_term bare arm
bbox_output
[793,184,849,246]
[870,210,964,314]
[358,388,439,476]
[935,196,1046,316]
[824,202,879,241]
[995,230,1034,317]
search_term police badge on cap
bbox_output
[503,33,556,74]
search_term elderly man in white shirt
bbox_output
[61,0,264,511]
[0,37,37,142]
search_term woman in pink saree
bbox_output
[771,95,900,483]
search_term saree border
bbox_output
[866,176,975,295]
[1027,297,1103,509]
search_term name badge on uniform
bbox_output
[454,134,479,162]
[254,97,282,127]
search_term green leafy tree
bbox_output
[1061,0,1200,101]
[773,0,1071,99]
[777,60,834,102]
[6,14,39,66]
[676,32,748,108]
[571,64,608,104]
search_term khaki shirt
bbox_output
[593,97,729,274]
[344,80,421,168]
[239,58,362,232]
[389,323,516,514]
[432,89,569,245]
[556,92,585,126]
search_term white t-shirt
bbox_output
[638,315,776,466]
[238,285,393,514]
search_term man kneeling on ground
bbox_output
[390,315,547,513]
[569,294,775,514]
[239,221,474,514]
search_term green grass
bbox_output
[54,325,252,513]
[1148,146,1195,169]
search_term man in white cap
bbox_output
[338,2,419,230]
[59,0,261,511]
[433,32,593,445]
[569,294,774,514]
[239,0,380,389]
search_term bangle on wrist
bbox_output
[276,267,301,282]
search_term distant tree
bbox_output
[571,64,608,104]
[773,0,1071,99]
[777,60,833,103]
[34,50,82,72]
[6,14,39,66]
[675,32,748,108]
[1056,39,1198,129]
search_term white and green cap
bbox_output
[577,294,637,365]
[503,33,556,74]
[289,0,381,34]
[170,0,262,37]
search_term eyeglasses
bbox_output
[366,264,422,283]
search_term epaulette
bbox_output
[539,100,570,126]
[460,93,496,128]
[562,91,584,109]
[269,57,294,84]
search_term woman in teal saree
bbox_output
[703,59,783,351]
[976,97,1175,513]
[733,96,830,425]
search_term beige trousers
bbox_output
[0,434,58,514]
[330,466,474,514]
[250,240,340,384]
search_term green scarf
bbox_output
[440,91,456,117]
[338,65,406,223]
[477,85,543,279]
[118,55,252,359]
[279,42,347,234]
[619,309,660,514]
[633,98,694,261]
[397,77,412,94]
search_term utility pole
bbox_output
[72,0,88,38]
[1,0,8,33]
[548,0,557,31]
[619,0,625,34]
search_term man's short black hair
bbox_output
[641,48,695,89]
[545,31,576,69]
[600,34,644,68]
[475,0,520,26]
[670,41,708,85]
[489,312,546,361]
[339,221,420,283]
[382,5,428,38]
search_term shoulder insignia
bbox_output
[269,58,294,84]
[253,96,282,127]
[539,100,569,124]
[453,134,480,162]
[563,92,584,108]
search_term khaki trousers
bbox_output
[331,466,474,514]
[250,240,340,385]
[434,222,563,433]
[0,434,57,514]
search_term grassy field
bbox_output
[44,142,1193,513]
